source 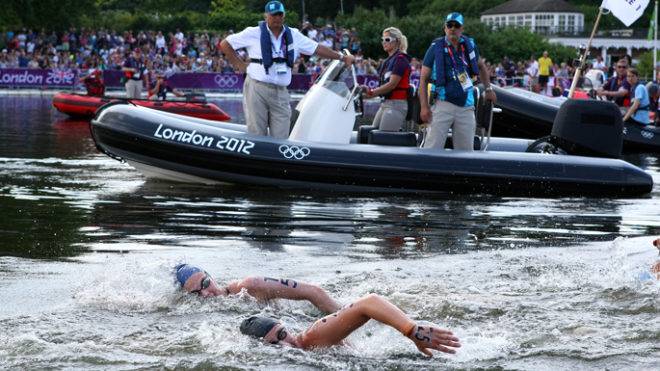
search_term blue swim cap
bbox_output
[175,263,202,286]
[634,270,653,281]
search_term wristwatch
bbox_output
[484,87,493,92]
[338,53,344,61]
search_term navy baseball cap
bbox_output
[265,1,285,14]
[446,12,464,25]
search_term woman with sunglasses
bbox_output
[360,27,411,132]
[175,263,341,314]
[240,293,461,356]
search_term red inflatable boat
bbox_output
[52,92,231,121]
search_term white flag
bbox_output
[601,0,650,27]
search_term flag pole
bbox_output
[655,0,658,78]
[568,7,604,98]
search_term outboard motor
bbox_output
[549,99,622,158]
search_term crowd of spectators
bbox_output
[0,25,426,81]
[1,26,622,96]
[485,53,630,96]
[0,25,366,76]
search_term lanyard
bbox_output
[445,39,467,70]
[272,34,286,57]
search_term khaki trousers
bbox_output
[125,79,142,99]
[372,99,408,131]
[422,100,475,150]
[243,75,291,138]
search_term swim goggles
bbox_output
[191,273,211,295]
[270,328,288,344]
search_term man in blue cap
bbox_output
[418,12,497,151]
[174,263,341,314]
[221,1,355,138]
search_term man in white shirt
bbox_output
[529,55,539,89]
[593,55,607,74]
[221,0,355,138]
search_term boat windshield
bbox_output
[313,59,351,98]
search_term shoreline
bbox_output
[0,88,305,100]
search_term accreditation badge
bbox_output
[458,73,473,92]
[275,62,287,75]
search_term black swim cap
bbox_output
[240,316,278,339]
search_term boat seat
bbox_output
[368,130,418,147]
[358,125,377,144]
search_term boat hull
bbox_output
[52,92,231,121]
[90,104,653,197]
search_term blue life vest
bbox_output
[258,21,295,74]
[377,50,411,100]
[126,56,146,80]
[433,35,479,86]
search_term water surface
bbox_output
[0,96,659,370]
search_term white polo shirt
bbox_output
[226,24,319,86]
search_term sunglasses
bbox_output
[269,328,288,344]
[381,37,397,43]
[191,274,211,295]
[446,22,461,29]
[616,65,628,69]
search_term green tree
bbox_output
[336,6,389,59]
[636,49,658,80]
[0,0,99,31]
[211,0,246,12]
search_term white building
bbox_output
[481,0,648,63]
[480,0,584,35]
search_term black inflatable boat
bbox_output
[490,86,660,152]
[90,60,653,197]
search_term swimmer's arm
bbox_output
[652,261,660,278]
[299,294,461,355]
[227,276,341,313]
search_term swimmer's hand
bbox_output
[407,324,461,356]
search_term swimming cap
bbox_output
[174,264,202,286]
[240,316,278,339]
[634,269,653,281]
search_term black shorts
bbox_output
[539,75,549,84]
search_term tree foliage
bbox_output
[0,0,99,31]
[636,49,658,80]
[334,6,578,65]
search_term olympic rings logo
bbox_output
[641,130,655,139]
[213,74,240,88]
[279,145,310,160]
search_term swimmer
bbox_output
[240,293,461,356]
[652,238,660,278]
[175,263,340,314]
